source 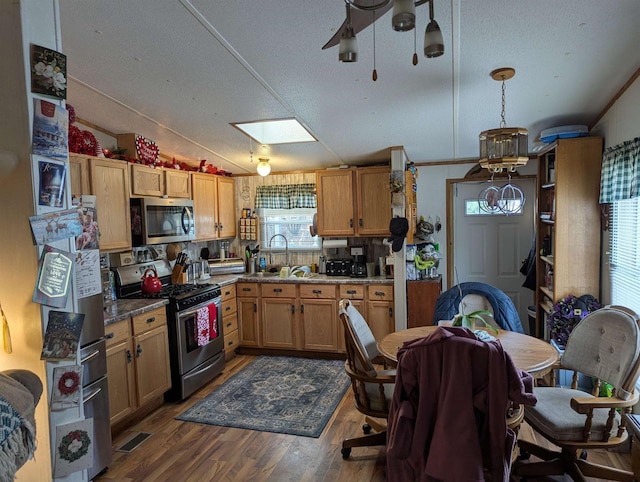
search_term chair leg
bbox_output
[517,439,559,462]
[575,459,635,482]
[364,416,386,433]
[341,430,387,459]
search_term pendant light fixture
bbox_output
[256,158,271,177]
[339,1,357,62]
[424,0,444,58]
[392,0,416,31]
[479,68,529,173]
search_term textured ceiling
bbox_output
[59,0,640,174]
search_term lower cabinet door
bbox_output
[300,298,338,352]
[133,325,171,406]
[106,338,136,425]
[262,298,297,349]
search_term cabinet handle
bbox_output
[224,290,231,296]
[253,303,257,312]
[227,340,234,346]
[346,290,356,295]
[136,344,142,358]
[225,306,231,312]
[359,218,363,227]
[219,223,224,231]
[375,291,385,296]
[146,316,155,324]
[105,332,114,339]
[300,305,305,314]
[349,219,353,228]
[242,287,251,292]
[126,350,132,363]
[226,322,232,328]
[291,305,295,314]
[274,288,283,293]
[389,308,393,317]
[312,289,322,294]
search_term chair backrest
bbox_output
[432,281,524,332]
[338,299,393,417]
[563,305,640,399]
[338,299,380,377]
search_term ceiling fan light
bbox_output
[424,19,444,57]
[339,26,358,62]
[392,0,416,31]
[256,158,271,176]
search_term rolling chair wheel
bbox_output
[517,449,531,461]
[362,424,372,434]
[341,447,351,459]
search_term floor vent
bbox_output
[116,432,153,453]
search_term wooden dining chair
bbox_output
[338,299,395,459]
[513,305,640,481]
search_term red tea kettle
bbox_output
[141,267,162,294]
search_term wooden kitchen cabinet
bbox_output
[299,284,338,352]
[69,154,132,251]
[191,173,236,241]
[221,283,239,359]
[261,284,297,349]
[407,277,442,327]
[316,166,391,237]
[105,319,135,425]
[366,285,395,342]
[105,307,171,427]
[129,164,191,199]
[237,282,261,347]
[131,308,171,407]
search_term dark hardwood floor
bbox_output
[96,354,633,481]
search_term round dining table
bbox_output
[378,326,559,377]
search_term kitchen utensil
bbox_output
[141,267,163,294]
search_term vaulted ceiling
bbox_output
[59,0,640,174]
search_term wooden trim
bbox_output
[76,116,119,138]
[590,66,640,130]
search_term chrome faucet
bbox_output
[268,234,289,267]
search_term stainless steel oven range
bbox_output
[114,260,224,401]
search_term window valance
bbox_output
[599,137,640,203]
[254,183,317,209]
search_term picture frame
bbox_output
[30,44,67,99]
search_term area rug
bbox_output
[176,356,350,438]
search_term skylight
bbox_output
[231,118,317,144]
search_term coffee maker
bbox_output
[350,245,367,278]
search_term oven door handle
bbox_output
[179,301,218,319]
[83,385,103,404]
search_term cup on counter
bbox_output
[366,262,376,277]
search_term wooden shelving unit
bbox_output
[534,136,603,339]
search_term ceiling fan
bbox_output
[321,0,395,51]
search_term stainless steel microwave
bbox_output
[130,197,195,246]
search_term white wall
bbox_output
[591,75,640,306]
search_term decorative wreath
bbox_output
[58,429,91,463]
[58,370,80,396]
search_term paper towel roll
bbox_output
[322,239,348,248]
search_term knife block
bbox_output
[171,263,186,284]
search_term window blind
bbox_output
[610,197,640,315]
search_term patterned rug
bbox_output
[176,356,350,438]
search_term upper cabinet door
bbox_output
[89,158,132,251]
[216,176,236,238]
[130,164,164,197]
[164,170,191,198]
[191,173,218,241]
[316,170,355,236]
[356,167,391,236]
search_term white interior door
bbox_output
[452,179,535,333]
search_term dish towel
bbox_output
[196,307,209,347]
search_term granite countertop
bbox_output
[197,272,394,286]
[103,298,168,326]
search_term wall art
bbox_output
[32,100,68,161]
[30,44,67,99]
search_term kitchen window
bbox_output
[258,208,321,251]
